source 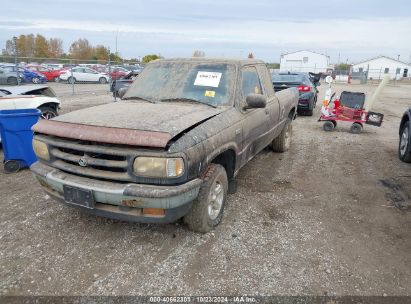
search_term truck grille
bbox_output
[37,135,133,182]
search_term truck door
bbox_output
[238,66,271,164]
[257,64,282,139]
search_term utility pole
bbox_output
[13,36,20,86]
[397,54,400,61]
[115,30,118,56]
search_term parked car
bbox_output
[0,85,60,143]
[399,108,411,162]
[110,71,139,97]
[272,72,318,116]
[26,65,62,82]
[31,58,298,232]
[1,65,47,84]
[109,67,129,81]
[0,66,25,85]
[59,67,109,84]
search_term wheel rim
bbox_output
[33,77,39,84]
[41,110,56,120]
[400,127,409,156]
[284,123,292,149]
[207,181,224,220]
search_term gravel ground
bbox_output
[0,81,410,296]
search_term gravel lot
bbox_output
[0,81,410,296]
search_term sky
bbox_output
[1,0,411,63]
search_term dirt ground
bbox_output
[0,81,410,296]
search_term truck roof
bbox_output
[154,58,265,67]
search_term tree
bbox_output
[69,38,94,60]
[94,45,109,61]
[34,34,49,58]
[109,52,122,64]
[192,50,205,57]
[48,38,63,58]
[142,54,160,64]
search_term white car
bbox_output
[0,85,61,142]
[59,67,109,84]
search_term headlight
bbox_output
[133,157,184,178]
[33,139,50,161]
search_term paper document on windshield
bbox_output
[194,71,222,88]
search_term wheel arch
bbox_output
[209,148,236,181]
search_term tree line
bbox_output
[2,34,122,62]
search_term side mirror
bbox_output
[244,94,266,110]
[118,87,128,99]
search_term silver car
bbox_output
[0,66,24,85]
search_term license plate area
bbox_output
[63,185,95,209]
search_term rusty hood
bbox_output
[33,101,226,148]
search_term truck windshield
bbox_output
[125,61,235,107]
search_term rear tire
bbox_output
[272,118,292,152]
[350,123,363,134]
[399,124,411,162]
[323,121,335,131]
[99,77,107,84]
[68,77,76,84]
[7,77,18,85]
[38,106,58,120]
[184,164,228,233]
[54,76,60,82]
[32,76,40,84]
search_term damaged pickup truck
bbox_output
[31,58,298,232]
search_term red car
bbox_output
[26,65,62,82]
[109,67,129,80]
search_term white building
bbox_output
[279,50,332,73]
[352,56,411,80]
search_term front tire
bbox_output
[99,77,107,84]
[272,118,292,152]
[350,123,363,134]
[32,76,40,84]
[54,76,60,82]
[38,106,58,120]
[184,164,228,233]
[399,124,411,163]
[68,77,76,84]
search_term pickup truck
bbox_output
[31,58,298,232]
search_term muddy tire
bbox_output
[399,124,411,163]
[350,123,363,134]
[272,118,292,153]
[39,106,58,120]
[323,121,335,131]
[184,164,228,233]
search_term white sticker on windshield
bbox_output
[194,71,222,88]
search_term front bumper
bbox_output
[31,162,202,223]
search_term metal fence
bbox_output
[0,55,142,96]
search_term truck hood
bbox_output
[33,101,226,148]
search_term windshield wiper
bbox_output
[160,98,217,108]
[122,96,158,103]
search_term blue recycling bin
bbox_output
[0,109,41,173]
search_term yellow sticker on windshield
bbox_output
[205,90,215,97]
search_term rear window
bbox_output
[272,74,305,83]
